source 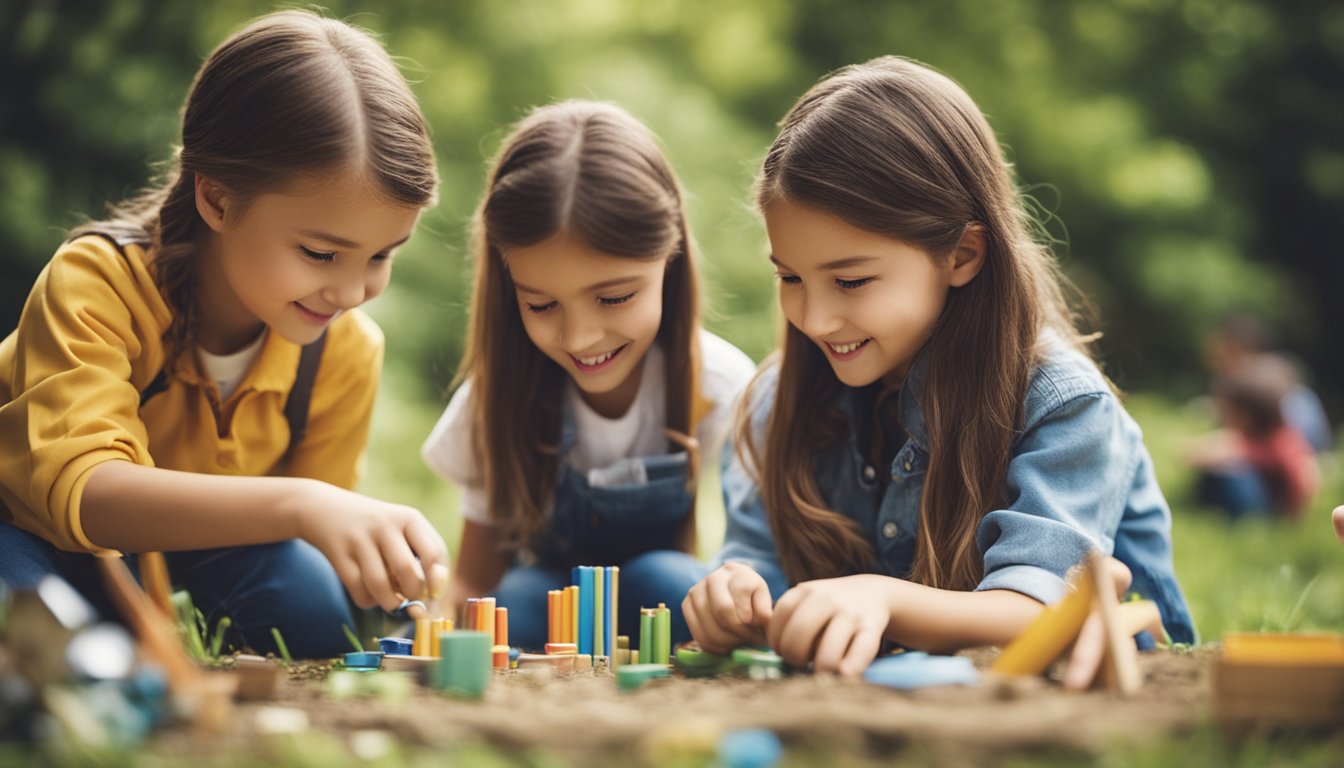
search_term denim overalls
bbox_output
[492,409,709,650]
[716,341,1198,646]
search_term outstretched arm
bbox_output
[81,460,448,611]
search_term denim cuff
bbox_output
[975,563,1069,606]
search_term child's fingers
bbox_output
[353,537,400,612]
[767,591,825,667]
[838,625,883,678]
[391,552,428,604]
[707,571,749,629]
[810,613,854,674]
[748,580,774,627]
[331,553,376,610]
[403,516,449,597]
[1332,506,1344,543]
[682,583,742,655]
[1063,612,1106,691]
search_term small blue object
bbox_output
[378,637,413,655]
[863,651,979,690]
[345,651,384,669]
[718,727,783,768]
[508,647,521,663]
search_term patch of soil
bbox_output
[144,648,1220,765]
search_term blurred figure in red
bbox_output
[1204,313,1333,454]
[1185,357,1320,520]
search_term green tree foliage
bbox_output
[2,0,1339,408]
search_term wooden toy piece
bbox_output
[545,642,577,655]
[464,598,479,633]
[547,590,561,645]
[478,598,496,640]
[230,654,286,701]
[137,551,174,619]
[494,607,508,646]
[639,609,655,666]
[675,642,738,678]
[578,567,595,654]
[606,566,619,661]
[432,631,492,698]
[991,560,1097,676]
[594,567,605,658]
[517,653,576,672]
[344,651,384,670]
[95,553,236,730]
[1214,633,1344,727]
[412,618,432,658]
[378,637,414,656]
[616,662,670,691]
[1087,552,1142,695]
[491,644,510,669]
[653,604,671,665]
[380,654,438,676]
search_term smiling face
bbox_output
[765,198,962,389]
[504,230,667,417]
[194,171,421,353]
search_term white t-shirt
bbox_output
[198,331,267,401]
[421,329,756,525]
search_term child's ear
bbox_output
[194,174,230,233]
[948,224,988,288]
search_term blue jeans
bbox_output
[1195,464,1272,521]
[492,549,707,651]
[0,524,354,659]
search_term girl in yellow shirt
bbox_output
[0,11,447,658]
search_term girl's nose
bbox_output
[561,310,605,354]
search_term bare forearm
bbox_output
[80,460,312,552]
[885,581,1044,654]
[450,521,510,603]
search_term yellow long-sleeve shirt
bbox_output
[0,235,383,553]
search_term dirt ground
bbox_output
[139,647,1237,766]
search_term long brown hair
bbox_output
[73,10,437,364]
[748,57,1095,590]
[459,100,701,552]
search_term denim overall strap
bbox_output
[530,452,694,569]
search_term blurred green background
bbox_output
[2,0,1341,640]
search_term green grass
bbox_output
[1127,392,1344,641]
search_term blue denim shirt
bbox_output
[714,341,1197,645]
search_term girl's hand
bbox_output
[1333,505,1344,544]
[1063,556,1134,690]
[767,574,894,677]
[681,562,773,654]
[293,480,449,611]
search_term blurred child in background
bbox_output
[1204,313,1332,454]
[1185,357,1321,521]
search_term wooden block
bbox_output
[1089,552,1141,695]
[1214,633,1344,727]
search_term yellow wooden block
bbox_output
[1223,633,1344,665]
[991,563,1096,676]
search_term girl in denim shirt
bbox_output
[683,57,1196,675]
[422,101,755,650]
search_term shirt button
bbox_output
[903,460,913,472]
[882,521,899,539]
[862,465,876,481]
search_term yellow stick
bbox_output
[991,561,1096,676]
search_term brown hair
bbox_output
[748,56,1095,590]
[459,100,701,552]
[73,10,437,364]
